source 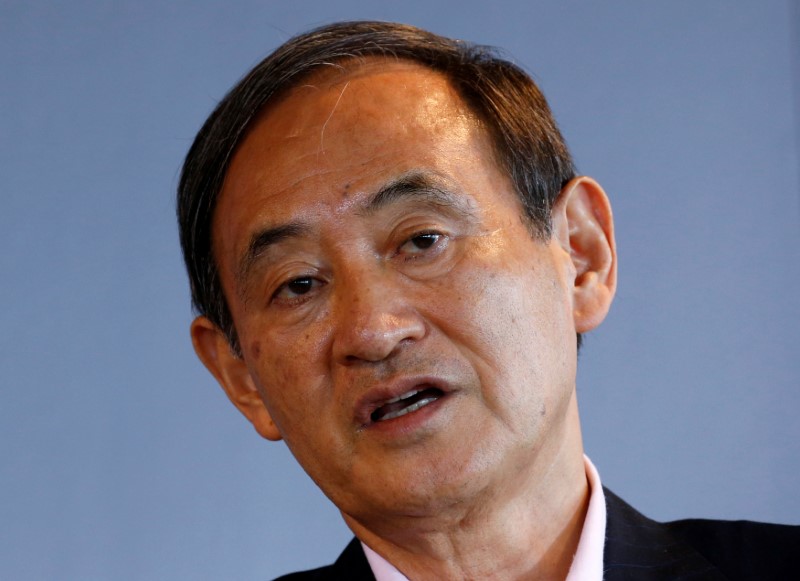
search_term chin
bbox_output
[348,452,505,521]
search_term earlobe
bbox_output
[190,316,283,441]
[552,177,617,333]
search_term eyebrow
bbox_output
[360,171,476,217]
[235,171,476,289]
[236,222,310,289]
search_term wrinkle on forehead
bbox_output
[319,80,350,154]
[275,58,476,139]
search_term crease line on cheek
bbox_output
[470,227,506,257]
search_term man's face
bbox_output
[207,60,585,522]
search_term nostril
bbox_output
[335,312,426,364]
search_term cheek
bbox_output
[243,326,329,425]
[440,262,535,356]
[440,257,574,396]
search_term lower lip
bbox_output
[362,393,450,439]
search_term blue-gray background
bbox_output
[2,1,798,579]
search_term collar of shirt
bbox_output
[362,455,606,581]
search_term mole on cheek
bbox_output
[342,183,350,198]
[251,341,261,358]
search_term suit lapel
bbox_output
[328,537,376,580]
[603,488,728,580]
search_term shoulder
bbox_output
[272,538,375,581]
[665,517,800,580]
[604,487,800,580]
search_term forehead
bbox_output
[213,59,506,274]
[220,60,485,203]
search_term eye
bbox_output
[273,276,321,303]
[399,232,444,255]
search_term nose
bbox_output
[331,266,426,365]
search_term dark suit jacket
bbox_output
[275,488,799,580]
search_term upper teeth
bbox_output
[384,389,420,404]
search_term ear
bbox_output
[190,316,282,441]
[552,176,617,333]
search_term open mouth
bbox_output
[370,386,444,423]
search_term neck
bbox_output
[344,395,588,581]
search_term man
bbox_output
[177,21,797,580]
